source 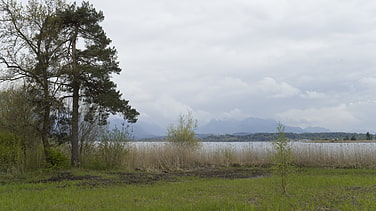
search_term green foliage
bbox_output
[366,132,373,140]
[0,131,23,173]
[45,147,70,170]
[0,85,53,171]
[0,87,39,147]
[0,87,49,172]
[167,112,200,149]
[272,123,294,195]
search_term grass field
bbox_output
[1,167,376,210]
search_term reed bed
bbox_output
[120,142,376,171]
[292,142,376,168]
[6,140,376,173]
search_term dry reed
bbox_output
[120,142,376,171]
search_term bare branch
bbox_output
[0,56,22,69]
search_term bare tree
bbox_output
[0,0,69,163]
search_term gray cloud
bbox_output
[80,0,376,132]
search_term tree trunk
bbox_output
[41,99,51,164]
[71,81,79,167]
[41,67,51,165]
[71,34,80,167]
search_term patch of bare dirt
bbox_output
[108,172,178,184]
[345,184,376,193]
[33,168,270,188]
[38,172,102,183]
[175,168,270,179]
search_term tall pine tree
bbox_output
[58,2,139,167]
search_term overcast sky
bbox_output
[79,0,376,132]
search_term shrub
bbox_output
[46,147,70,170]
[167,112,201,150]
[272,123,294,195]
[0,131,23,173]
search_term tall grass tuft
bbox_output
[125,143,200,171]
[80,127,131,170]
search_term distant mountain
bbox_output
[303,126,331,133]
[196,117,329,135]
[109,118,166,139]
[110,117,330,140]
[131,121,166,139]
[197,117,278,134]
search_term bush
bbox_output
[0,131,23,173]
[167,112,200,150]
[46,147,70,170]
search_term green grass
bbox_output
[1,168,376,210]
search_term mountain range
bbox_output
[111,117,330,140]
[196,117,329,135]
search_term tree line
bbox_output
[200,132,373,142]
[0,0,138,168]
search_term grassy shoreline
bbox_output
[1,167,376,210]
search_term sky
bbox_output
[78,0,376,133]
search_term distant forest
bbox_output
[199,132,373,142]
[140,132,374,142]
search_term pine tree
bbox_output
[58,2,139,167]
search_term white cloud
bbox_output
[278,101,376,133]
[277,104,359,131]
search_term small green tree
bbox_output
[272,123,293,195]
[167,112,200,149]
[366,132,373,140]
